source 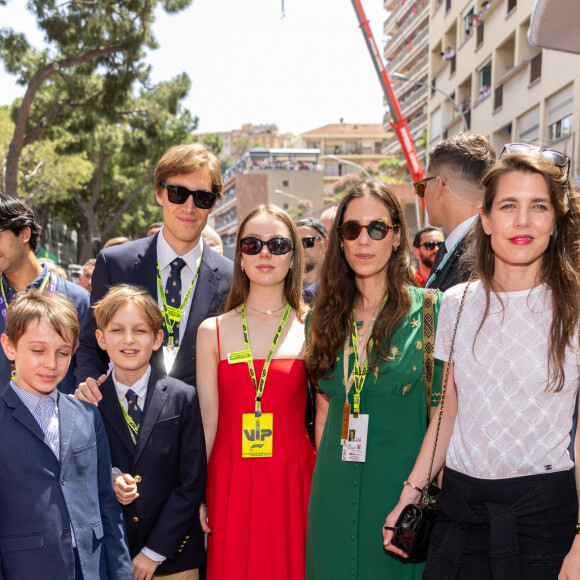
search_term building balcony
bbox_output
[383,1,428,58]
[386,30,429,77]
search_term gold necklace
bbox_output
[246,303,286,315]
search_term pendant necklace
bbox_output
[246,303,286,316]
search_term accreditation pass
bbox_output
[341,414,369,463]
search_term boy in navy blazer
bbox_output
[92,284,207,579]
[0,290,132,580]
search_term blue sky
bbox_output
[0,0,388,136]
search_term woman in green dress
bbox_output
[305,180,443,579]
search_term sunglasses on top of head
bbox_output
[500,143,571,180]
[239,236,294,256]
[160,181,218,210]
[337,220,398,241]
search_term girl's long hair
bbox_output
[306,180,416,385]
[225,204,306,317]
[471,151,580,392]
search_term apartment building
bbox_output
[211,148,325,259]
[382,0,430,166]
[427,0,580,178]
[294,121,390,195]
[196,123,292,158]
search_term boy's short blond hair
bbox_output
[5,289,80,349]
[93,285,163,334]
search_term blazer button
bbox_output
[178,549,182,553]
[132,517,139,523]
[60,478,66,485]
[134,475,142,483]
[185,535,190,539]
[63,528,70,536]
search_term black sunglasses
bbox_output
[413,176,438,198]
[301,236,321,249]
[160,181,218,209]
[337,220,398,241]
[419,241,444,251]
[500,143,570,179]
[239,236,293,255]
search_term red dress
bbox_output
[206,331,316,580]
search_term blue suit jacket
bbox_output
[0,385,132,580]
[99,369,207,573]
[0,268,90,395]
[75,234,233,387]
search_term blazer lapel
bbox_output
[99,376,136,455]
[3,385,47,445]
[58,392,76,466]
[172,250,219,373]
[133,371,168,466]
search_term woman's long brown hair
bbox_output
[306,180,416,385]
[471,151,580,392]
[225,204,306,318]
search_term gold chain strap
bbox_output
[421,282,470,507]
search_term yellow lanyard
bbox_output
[241,302,291,417]
[155,256,201,348]
[118,397,139,436]
[343,295,388,416]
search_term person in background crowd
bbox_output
[197,204,316,580]
[78,258,96,293]
[56,265,68,279]
[0,194,89,394]
[147,222,163,237]
[415,132,495,292]
[306,180,443,579]
[295,217,328,287]
[201,225,223,255]
[319,205,338,235]
[103,236,131,249]
[384,145,580,579]
[38,257,58,275]
[413,226,445,287]
[75,142,232,397]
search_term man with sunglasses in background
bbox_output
[412,226,445,287]
[295,217,328,296]
[415,132,496,292]
[76,143,233,399]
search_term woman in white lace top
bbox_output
[383,145,580,579]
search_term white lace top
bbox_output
[434,281,579,479]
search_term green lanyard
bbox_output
[155,256,202,349]
[345,295,388,416]
[118,397,139,436]
[241,302,291,417]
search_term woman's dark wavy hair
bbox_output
[471,150,580,392]
[306,179,416,385]
[225,204,306,318]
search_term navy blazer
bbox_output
[0,385,132,580]
[98,369,207,574]
[425,235,472,292]
[0,268,90,395]
[75,233,233,387]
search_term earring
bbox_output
[392,246,399,253]
[241,264,245,272]
[340,242,344,251]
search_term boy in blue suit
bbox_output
[0,290,132,580]
[92,285,206,579]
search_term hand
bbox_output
[74,374,107,405]
[382,488,421,559]
[559,537,580,579]
[114,473,139,505]
[199,502,211,534]
[132,552,160,580]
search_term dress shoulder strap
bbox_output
[215,316,221,361]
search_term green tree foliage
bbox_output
[1,0,193,196]
[199,133,224,157]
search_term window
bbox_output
[477,61,492,101]
[283,180,289,187]
[494,85,503,110]
[548,114,573,142]
[431,107,442,140]
[476,20,484,47]
[518,107,540,143]
[507,0,517,13]
[530,53,542,84]
[463,5,475,40]
[445,0,451,12]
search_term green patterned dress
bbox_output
[306,286,443,580]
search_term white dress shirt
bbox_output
[444,214,478,254]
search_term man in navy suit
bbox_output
[0,290,132,580]
[75,143,233,391]
[0,194,89,394]
[419,132,496,292]
[90,284,206,579]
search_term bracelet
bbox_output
[403,480,424,493]
[575,523,580,535]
